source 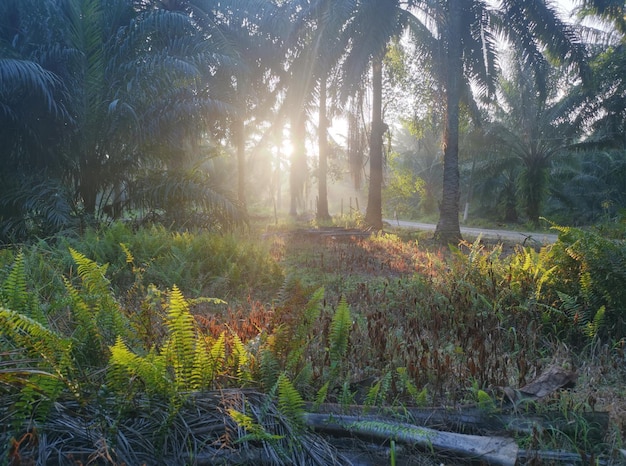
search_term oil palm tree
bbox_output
[443,1,579,242]
[483,52,579,225]
[0,0,76,239]
[1,0,246,237]
[408,0,587,244]
[339,0,433,230]
[278,0,356,218]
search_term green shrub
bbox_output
[545,224,626,341]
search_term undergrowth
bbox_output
[0,222,624,463]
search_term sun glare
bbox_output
[280,139,294,157]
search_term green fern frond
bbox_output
[364,372,391,407]
[580,271,593,301]
[258,348,280,391]
[64,250,131,366]
[69,248,110,297]
[207,331,226,383]
[314,381,329,410]
[396,367,426,406]
[286,287,324,371]
[364,380,381,408]
[119,243,134,265]
[164,285,196,390]
[586,306,606,339]
[329,297,351,374]
[302,287,324,330]
[228,408,283,442]
[108,336,170,397]
[276,373,305,430]
[0,307,73,381]
[0,251,43,323]
[230,332,252,384]
[190,338,211,391]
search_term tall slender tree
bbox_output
[417,0,587,244]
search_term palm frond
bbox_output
[0,59,64,117]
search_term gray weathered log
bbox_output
[305,412,519,466]
[305,402,609,439]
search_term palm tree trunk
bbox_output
[435,0,463,245]
[317,70,331,222]
[290,111,307,217]
[365,55,384,230]
[233,117,247,213]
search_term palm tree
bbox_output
[482,52,579,225]
[277,0,356,219]
[420,0,587,244]
[339,0,428,230]
[0,0,247,237]
[0,0,76,239]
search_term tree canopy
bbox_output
[1,0,625,242]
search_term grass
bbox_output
[1,218,625,463]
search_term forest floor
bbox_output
[272,224,626,465]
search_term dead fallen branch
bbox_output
[305,412,519,466]
[305,402,609,440]
[305,412,614,466]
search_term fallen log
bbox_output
[305,412,519,466]
[305,402,609,440]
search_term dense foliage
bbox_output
[2,0,625,244]
[1,0,626,463]
[1,222,625,462]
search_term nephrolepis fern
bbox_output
[329,297,351,378]
[65,248,132,367]
[108,336,170,398]
[0,307,74,427]
[162,285,196,391]
[107,286,229,398]
[0,251,44,324]
[276,373,305,431]
[230,332,253,384]
[0,307,73,381]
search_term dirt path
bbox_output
[385,219,558,245]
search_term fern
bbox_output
[163,285,196,391]
[206,331,226,384]
[0,307,73,381]
[396,367,427,406]
[0,251,44,323]
[106,287,228,398]
[329,297,351,378]
[548,224,626,338]
[276,373,305,431]
[230,332,253,384]
[228,408,283,442]
[313,381,329,410]
[0,307,74,429]
[64,249,131,367]
[69,248,111,297]
[108,336,170,397]
[586,305,606,339]
[364,372,391,407]
[285,287,324,373]
[258,348,281,391]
